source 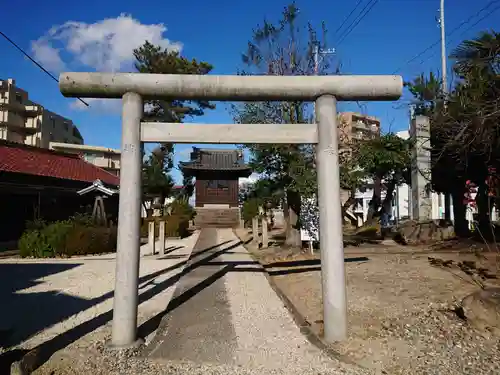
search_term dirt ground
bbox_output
[235,228,500,375]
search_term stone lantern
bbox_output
[152,196,163,217]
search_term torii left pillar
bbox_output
[111,92,143,347]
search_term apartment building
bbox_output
[0,78,83,148]
[338,112,380,145]
[337,112,381,215]
[49,142,121,176]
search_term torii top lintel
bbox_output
[59,72,402,102]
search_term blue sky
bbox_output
[1,0,499,183]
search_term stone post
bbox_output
[252,216,259,245]
[111,92,143,347]
[148,221,155,255]
[261,215,268,249]
[410,116,432,221]
[316,95,347,342]
[158,220,165,254]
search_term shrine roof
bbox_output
[179,147,252,175]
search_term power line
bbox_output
[454,3,500,39]
[332,0,365,39]
[0,31,89,107]
[392,0,500,74]
[417,3,500,68]
[336,0,379,47]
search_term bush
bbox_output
[168,198,196,220]
[242,198,262,225]
[141,214,190,239]
[165,215,189,238]
[18,217,117,258]
[64,225,117,256]
[19,230,51,258]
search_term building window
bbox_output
[206,180,229,190]
[64,122,69,131]
[15,93,22,103]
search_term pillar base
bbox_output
[106,337,145,350]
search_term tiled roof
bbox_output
[0,141,120,186]
[179,147,251,172]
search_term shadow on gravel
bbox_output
[2,235,363,373]
[0,237,234,374]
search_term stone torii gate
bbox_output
[59,72,402,347]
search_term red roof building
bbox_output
[0,141,120,244]
[0,140,119,186]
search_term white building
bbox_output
[348,129,451,225]
[0,78,83,148]
[50,142,121,176]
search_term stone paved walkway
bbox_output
[142,228,367,374]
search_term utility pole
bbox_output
[439,0,447,96]
[439,0,452,221]
[313,42,335,119]
[313,42,336,75]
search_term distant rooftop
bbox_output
[50,142,121,154]
[0,140,120,186]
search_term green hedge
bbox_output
[141,199,194,239]
[19,216,117,258]
[141,214,190,239]
[242,198,262,225]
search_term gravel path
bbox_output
[14,229,369,374]
[0,233,200,374]
[139,228,369,375]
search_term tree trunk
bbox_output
[451,189,469,238]
[380,180,396,216]
[341,195,356,225]
[366,177,382,224]
[284,190,302,247]
[476,182,492,239]
[444,193,451,222]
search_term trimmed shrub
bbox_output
[43,221,73,256]
[242,198,261,225]
[140,198,194,239]
[19,230,51,258]
[164,215,189,238]
[141,214,190,239]
[64,225,117,257]
[168,198,196,220]
[18,216,117,258]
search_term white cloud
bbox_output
[31,14,182,113]
[32,14,181,73]
[239,172,260,186]
[30,41,66,72]
[69,97,122,113]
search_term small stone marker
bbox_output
[158,220,166,254]
[148,221,155,255]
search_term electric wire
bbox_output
[0,30,89,107]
